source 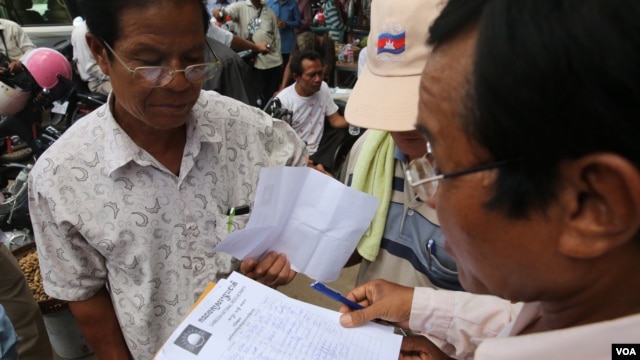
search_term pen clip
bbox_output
[426,239,435,270]
[227,207,235,233]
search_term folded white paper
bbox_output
[213,167,379,282]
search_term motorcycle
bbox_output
[0,44,105,232]
[0,47,73,162]
[0,41,106,164]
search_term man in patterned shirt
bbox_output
[27,1,306,359]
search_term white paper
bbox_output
[51,100,69,114]
[214,167,379,282]
[154,272,402,360]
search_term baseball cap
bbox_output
[345,0,444,131]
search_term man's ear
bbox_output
[85,33,111,76]
[557,154,640,258]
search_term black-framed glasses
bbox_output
[406,142,508,201]
[102,41,221,88]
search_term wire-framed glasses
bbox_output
[406,142,508,201]
[102,41,221,88]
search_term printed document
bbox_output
[154,272,402,360]
[214,167,379,282]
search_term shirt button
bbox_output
[407,210,415,216]
[424,323,433,331]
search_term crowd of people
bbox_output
[0,0,636,359]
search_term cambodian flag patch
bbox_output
[377,31,406,55]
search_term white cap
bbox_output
[345,0,444,131]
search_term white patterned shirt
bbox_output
[28,90,307,360]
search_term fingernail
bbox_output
[339,313,352,326]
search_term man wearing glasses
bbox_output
[27,1,306,359]
[339,0,640,359]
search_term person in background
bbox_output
[295,0,312,35]
[339,0,640,359]
[323,0,346,43]
[0,243,52,359]
[0,18,34,76]
[278,30,335,91]
[29,1,306,359]
[0,18,41,156]
[207,17,272,54]
[277,50,347,175]
[206,0,238,17]
[71,17,112,96]
[216,0,283,104]
[267,0,300,67]
[205,20,271,106]
[342,0,459,291]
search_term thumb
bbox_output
[339,308,370,328]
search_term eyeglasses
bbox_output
[406,142,508,201]
[102,41,221,88]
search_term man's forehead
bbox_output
[302,58,322,69]
[418,26,478,140]
[425,25,478,82]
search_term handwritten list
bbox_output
[154,272,402,360]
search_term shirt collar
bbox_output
[102,91,223,175]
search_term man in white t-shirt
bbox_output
[277,49,348,173]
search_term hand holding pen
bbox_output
[315,281,451,359]
[331,279,414,331]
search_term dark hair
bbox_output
[79,0,209,48]
[428,0,640,218]
[290,50,322,77]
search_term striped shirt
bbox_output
[345,131,461,290]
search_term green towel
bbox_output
[350,130,395,262]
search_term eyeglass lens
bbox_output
[133,63,218,87]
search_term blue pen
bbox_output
[310,281,364,310]
[311,281,409,336]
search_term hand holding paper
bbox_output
[214,167,379,282]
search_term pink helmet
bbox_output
[21,48,72,91]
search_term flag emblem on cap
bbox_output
[377,31,406,55]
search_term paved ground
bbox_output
[52,265,361,359]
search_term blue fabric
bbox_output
[267,0,301,54]
[0,305,17,360]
